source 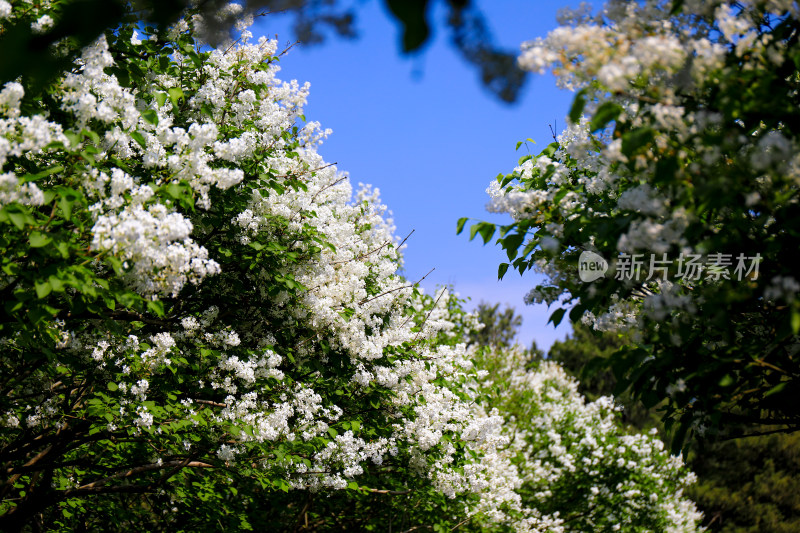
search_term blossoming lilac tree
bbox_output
[1,2,700,531]
[464,0,800,448]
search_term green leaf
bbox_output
[130,131,147,149]
[48,275,65,292]
[5,205,32,230]
[498,262,509,280]
[19,165,64,183]
[500,172,516,187]
[79,150,96,165]
[63,131,80,149]
[168,87,184,107]
[478,224,495,244]
[475,223,496,244]
[569,89,587,124]
[764,381,787,397]
[622,127,654,157]
[718,374,734,387]
[155,92,168,108]
[548,307,566,327]
[55,187,84,222]
[590,101,623,132]
[165,182,186,199]
[553,187,569,205]
[55,241,70,259]
[469,223,481,242]
[502,232,525,260]
[81,128,100,144]
[141,109,158,125]
[456,217,468,235]
[35,279,52,298]
[107,382,119,391]
[671,416,692,454]
[147,300,165,317]
[29,232,51,248]
[59,197,73,220]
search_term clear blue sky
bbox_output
[252,1,582,350]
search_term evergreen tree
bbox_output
[549,324,800,532]
[467,302,522,348]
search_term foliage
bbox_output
[467,301,523,349]
[548,321,800,532]
[0,0,526,103]
[548,323,662,431]
[463,0,800,449]
[0,1,702,531]
[688,432,800,532]
[472,346,702,532]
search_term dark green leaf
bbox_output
[622,127,654,157]
[548,308,566,327]
[477,223,496,244]
[569,89,587,124]
[498,262,509,279]
[590,101,623,132]
[764,381,787,397]
[385,0,431,52]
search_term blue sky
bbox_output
[252,1,580,350]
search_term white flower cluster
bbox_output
[0,82,65,209]
[469,348,702,531]
[0,1,12,20]
[91,202,221,297]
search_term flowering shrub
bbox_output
[1,2,700,531]
[465,0,800,447]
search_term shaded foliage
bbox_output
[689,432,800,533]
[548,323,661,431]
[549,322,800,532]
[0,0,527,103]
